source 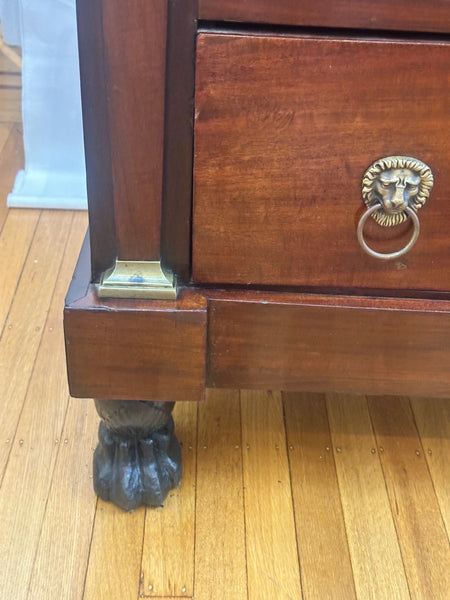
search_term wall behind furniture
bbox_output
[0,0,87,209]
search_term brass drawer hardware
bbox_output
[358,156,434,259]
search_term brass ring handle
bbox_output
[357,204,420,260]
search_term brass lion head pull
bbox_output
[358,156,434,259]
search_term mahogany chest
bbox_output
[64,0,450,509]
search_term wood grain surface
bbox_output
[77,0,197,281]
[327,394,411,599]
[0,208,39,326]
[76,0,117,280]
[283,392,356,600]
[0,211,88,600]
[140,401,198,597]
[194,390,247,600]
[411,397,450,537]
[65,288,207,402]
[0,46,21,122]
[0,211,74,480]
[368,396,450,599]
[193,32,450,292]
[30,398,98,600]
[83,500,145,600]
[207,294,450,397]
[102,0,167,261]
[241,390,302,600]
[199,0,450,33]
[2,48,450,599]
[0,124,23,230]
[161,0,198,283]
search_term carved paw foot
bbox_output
[93,400,182,511]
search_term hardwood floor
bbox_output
[1,40,450,600]
[0,34,21,124]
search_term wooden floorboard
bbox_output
[0,123,24,231]
[0,43,21,122]
[284,392,357,600]
[140,401,198,598]
[0,210,88,600]
[194,390,247,600]
[0,37,449,600]
[0,211,74,482]
[411,397,450,537]
[0,207,40,329]
[241,390,302,600]
[29,397,98,600]
[369,396,450,599]
[327,393,411,599]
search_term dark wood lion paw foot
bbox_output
[93,400,182,511]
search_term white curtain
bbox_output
[0,0,22,45]
[1,0,87,209]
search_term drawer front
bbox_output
[193,33,450,292]
[207,294,450,397]
[199,0,450,34]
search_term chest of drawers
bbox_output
[64,0,450,510]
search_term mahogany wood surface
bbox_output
[65,274,450,402]
[76,0,116,281]
[199,0,450,34]
[64,238,207,402]
[65,290,207,402]
[193,32,450,292]
[76,0,198,280]
[161,0,198,283]
[71,3,450,408]
[207,292,450,397]
[102,0,167,261]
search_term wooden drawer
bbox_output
[198,0,450,34]
[193,32,450,293]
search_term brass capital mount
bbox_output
[98,260,177,299]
